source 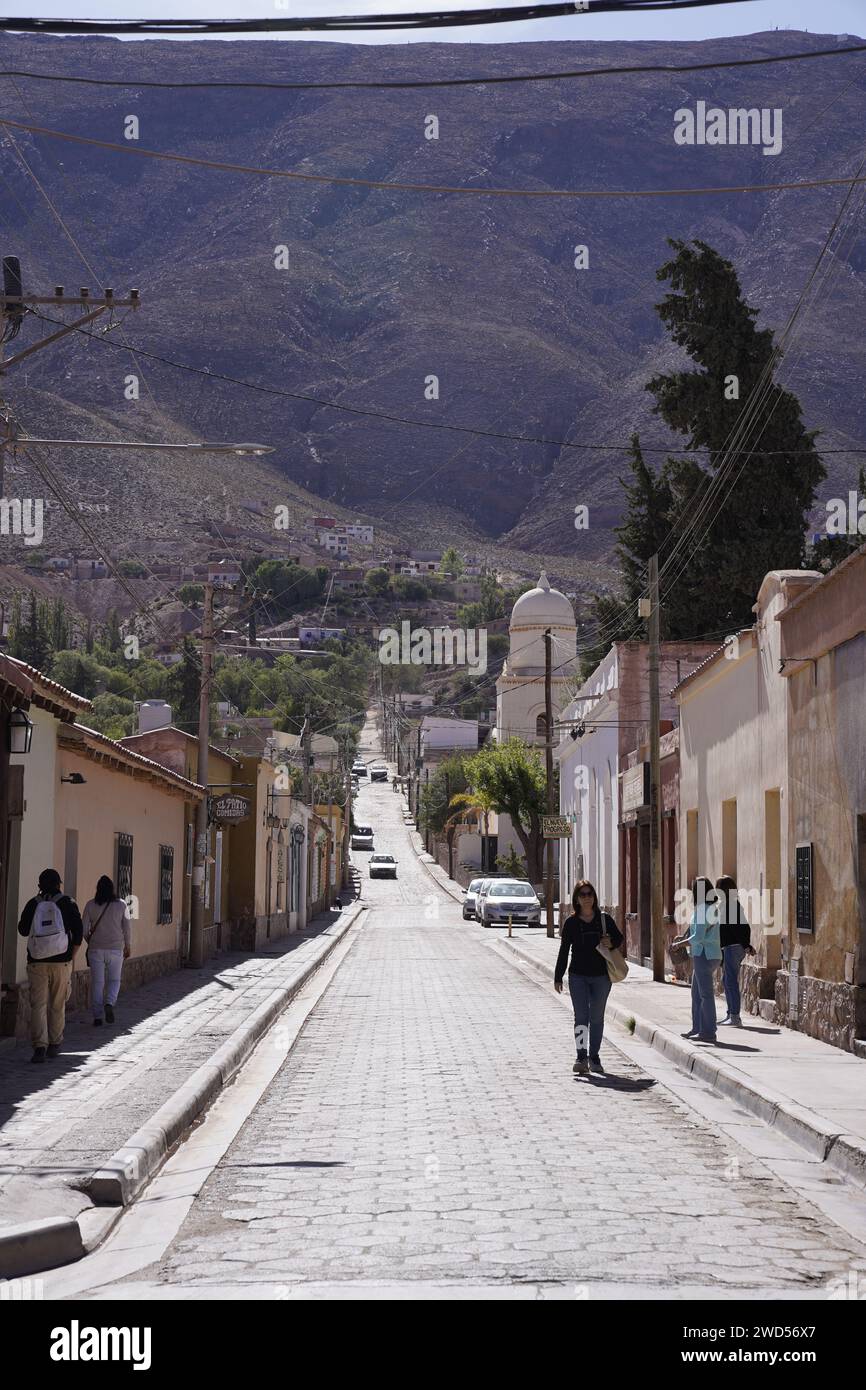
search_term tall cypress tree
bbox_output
[589,240,826,659]
[646,239,825,629]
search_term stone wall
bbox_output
[13,946,182,1037]
[773,969,862,1053]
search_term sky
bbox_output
[1,0,864,45]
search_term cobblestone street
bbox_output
[110,758,866,1297]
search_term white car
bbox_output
[351,825,374,851]
[369,763,388,783]
[480,880,542,927]
[462,878,485,920]
[369,853,397,879]
[352,761,367,777]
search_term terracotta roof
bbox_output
[120,727,241,766]
[670,630,755,697]
[6,656,92,718]
[59,723,206,798]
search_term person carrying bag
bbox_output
[82,876,132,1027]
[554,879,626,1075]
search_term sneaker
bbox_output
[93,1017,103,1027]
[718,1015,741,1027]
[681,1029,700,1039]
[31,1047,47,1063]
[589,1056,605,1074]
[46,1043,61,1058]
[696,1034,717,1043]
[573,1057,590,1076]
[105,1003,115,1024]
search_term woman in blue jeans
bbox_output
[555,879,624,1076]
[674,876,721,1043]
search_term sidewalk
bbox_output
[402,812,866,1189]
[0,903,362,1274]
[496,928,866,1188]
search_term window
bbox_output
[115,832,133,904]
[535,713,548,738]
[158,845,174,924]
[186,822,194,877]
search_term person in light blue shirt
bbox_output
[674,877,721,1043]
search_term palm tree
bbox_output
[445,788,496,872]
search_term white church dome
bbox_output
[508,571,576,672]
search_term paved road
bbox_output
[118,721,866,1295]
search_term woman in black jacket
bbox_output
[555,879,624,1075]
[715,875,753,1027]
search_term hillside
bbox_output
[1,28,865,596]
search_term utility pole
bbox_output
[648,554,665,982]
[414,723,422,824]
[301,701,312,807]
[444,769,452,878]
[544,628,556,939]
[189,581,214,969]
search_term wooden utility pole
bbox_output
[301,701,312,806]
[189,582,215,969]
[648,554,665,982]
[544,628,555,939]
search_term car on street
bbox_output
[461,878,485,920]
[473,874,514,921]
[479,880,542,927]
[369,763,388,782]
[351,825,374,851]
[352,761,367,777]
[369,853,398,879]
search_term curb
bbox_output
[0,1216,85,1280]
[0,905,364,1279]
[404,816,466,906]
[496,934,866,1191]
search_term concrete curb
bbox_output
[90,905,364,1206]
[497,934,866,1191]
[0,906,363,1279]
[0,1216,85,1280]
[404,817,466,906]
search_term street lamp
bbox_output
[8,707,33,754]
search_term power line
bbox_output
[3,40,865,91]
[0,1,763,38]
[4,116,866,201]
[26,313,866,459]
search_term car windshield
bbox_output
[355,827,373,836]
[467,880,483,892]
[372,855,394,863]
[489,883,535,898]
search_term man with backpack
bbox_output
[17,868,84,1063]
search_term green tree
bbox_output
[495,847,527,878]
[462,738,547,882]
[365,567,390,595]
[166,638,202,733]
[438,547,464,578]
[103,607,122,652]
[178,584,204,605]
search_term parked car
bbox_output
[461,878,485,920]
[369,853,398,879]
[479,880,542,927]
[352,761,367,777]
[351,825,374,851]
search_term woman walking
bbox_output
[676,877,721,1043]
[82,876,131,1026]
[715,875,753,1028]
[554,879,624,1075]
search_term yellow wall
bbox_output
[10,705,61,983]
[54,747,188,972]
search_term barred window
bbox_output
[159,844,174,925]
[115,832,133,904]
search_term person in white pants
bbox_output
[82,876,132,1026]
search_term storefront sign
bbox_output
[211,794,251,824]
[542,816,572,838]
[622,762,650,815]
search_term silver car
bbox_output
[461,877,485,920]
[480,880,542,927]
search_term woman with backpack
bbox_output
[554,879,625,1075]
[82,876,131,1026]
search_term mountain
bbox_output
[1,28,865,584]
